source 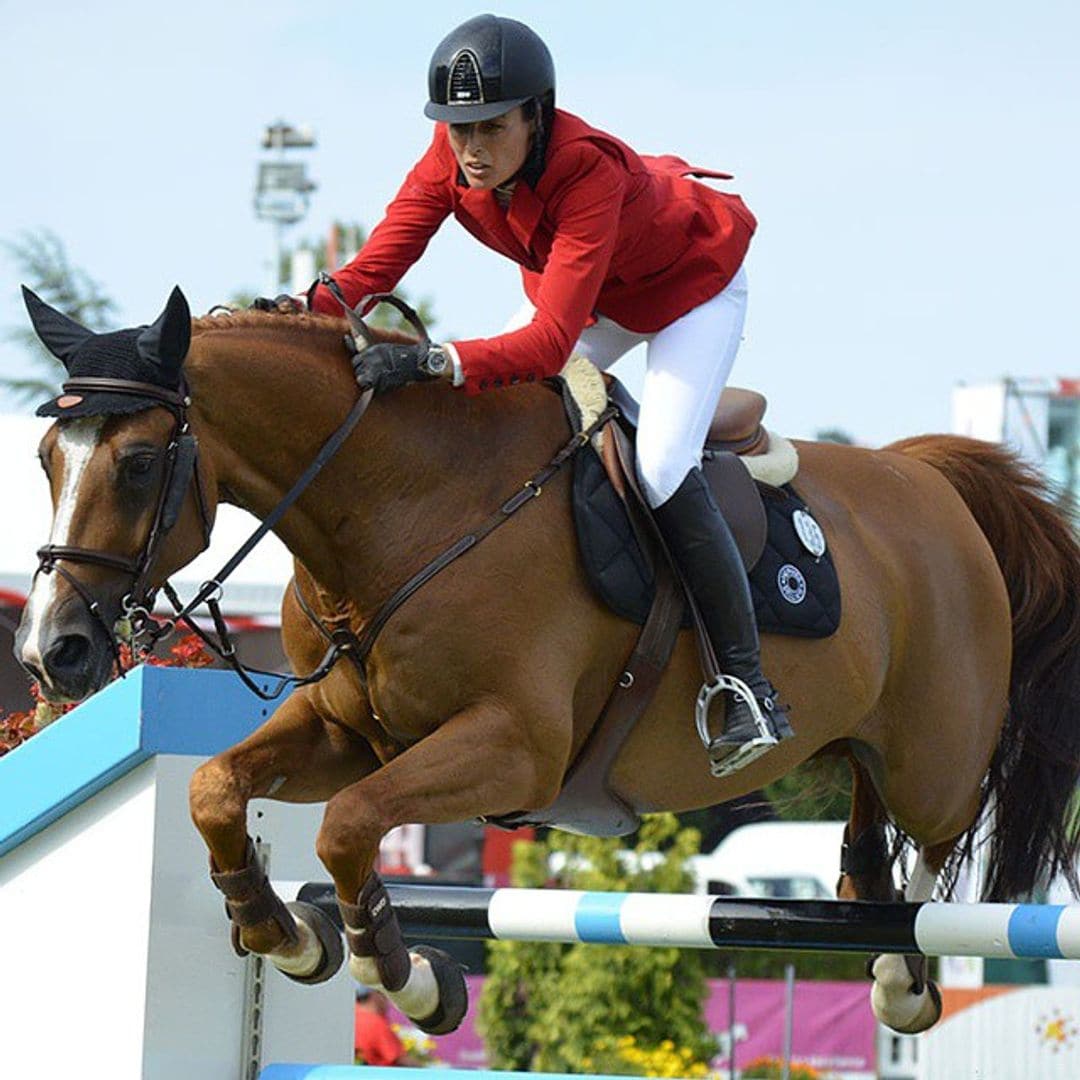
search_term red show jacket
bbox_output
[311,110,756,393]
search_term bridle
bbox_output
[34,377,213,670]
[30,283,616,706]
[29,284,396,697]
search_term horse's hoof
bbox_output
[888,979,942,1034]
[871,961,943,1035]
[409,945,468,1035]
[272,901,345,985]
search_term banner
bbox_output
[400,976,876,1078]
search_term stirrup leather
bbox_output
[696,673,778,779]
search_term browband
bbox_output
[61,377,191,409]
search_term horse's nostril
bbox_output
[22,660,44,685]
[45,634,91,674]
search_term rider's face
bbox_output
[447,107,535,190]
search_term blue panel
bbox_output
[140,667,271,756]
[0,670,146,858]
[574,891,628,944]
[0,667,272,858]
[1008,904,1065,959]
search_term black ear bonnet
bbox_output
[24,285,192,419]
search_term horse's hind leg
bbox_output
[839,758,945,1034]
[189,688,379,982]
[837,755,896,902]
[869,842,949,1033]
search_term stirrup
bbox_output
[696,674,778,779]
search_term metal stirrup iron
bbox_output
[695,673,778,779]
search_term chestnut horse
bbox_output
[16,294,1080,1038]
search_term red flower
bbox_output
[1,633,216,756]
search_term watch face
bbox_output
[425,347,448,375]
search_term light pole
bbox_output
[253,121,318,294]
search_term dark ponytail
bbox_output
[520,90,555,187]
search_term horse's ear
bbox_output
[21,286,94,371]
[137,286,191,379]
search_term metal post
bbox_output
[782,962,795,1080]
[727,964,737,1080]
[254,120,317,294]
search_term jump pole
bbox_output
[287,882,1080,962]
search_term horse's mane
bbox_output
[190,310,416,347]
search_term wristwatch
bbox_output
[419,344,450,379]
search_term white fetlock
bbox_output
[349,955,382,988]
[268,914,323,978]
[349,951,440,1020]
[870,954,936,1033]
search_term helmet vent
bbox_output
[447,49,485,104]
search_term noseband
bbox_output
[34,378,213,667]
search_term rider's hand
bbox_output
[353,342,450,395]
[250,294,306,314]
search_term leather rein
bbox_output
[33,290,616,705]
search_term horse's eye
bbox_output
[123,454,158,481]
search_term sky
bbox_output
[1,0,1078,445]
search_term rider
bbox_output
[305,13,793,775]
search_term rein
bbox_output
[35,296,616,709]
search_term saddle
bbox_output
[485,363,839,838]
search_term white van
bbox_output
[688,820,847,899]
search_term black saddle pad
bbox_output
[572,446,841,638]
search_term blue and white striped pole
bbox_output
[286,883,1080,961]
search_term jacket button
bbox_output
[493,378,503,387]
[526,374,536,382]
[510,376,520,385]
[479,379,489,390]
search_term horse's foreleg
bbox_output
[189,689,379,980]
[315,699,568,1033]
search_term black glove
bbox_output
[353,342,443,395]
[250,294,305,314]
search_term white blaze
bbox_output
[21,418,105,679]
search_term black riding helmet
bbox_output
[425,14,555,123]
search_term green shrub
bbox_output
[477,815,717,1074]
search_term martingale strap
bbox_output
[291,403,621,696]
[157,398,617,704]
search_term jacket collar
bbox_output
[455,167,545,253]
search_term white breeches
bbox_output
[505,267,748,507]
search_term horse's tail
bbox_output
[889,434,1080,900]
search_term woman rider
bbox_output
[306,13,793,776]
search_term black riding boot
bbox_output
[653,467,794,776]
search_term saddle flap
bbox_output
[703,451,768,570]
[599,422,767,574]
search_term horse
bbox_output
[15,287,1080,1038]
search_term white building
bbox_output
[952,377,1080,500]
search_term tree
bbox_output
[2,230,117,405]
[814,427,855,445]
[478,815,717,1075]
[283,221,438,336]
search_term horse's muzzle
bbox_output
[15,604,116,705]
